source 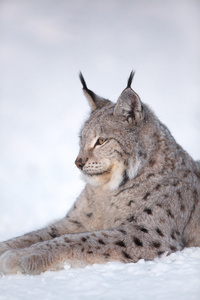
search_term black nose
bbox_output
[75,158,85,170]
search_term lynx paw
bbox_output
[0,250,23,275]
[0,250,45,275]
[19,254,45,275]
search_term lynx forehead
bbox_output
[0,71,199,275]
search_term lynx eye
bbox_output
[95,138,107,146]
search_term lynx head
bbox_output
[75,72,150,190]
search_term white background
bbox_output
[0,1,199,299]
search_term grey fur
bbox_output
[0,73,199,275]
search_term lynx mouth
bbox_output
[83,169,111,177]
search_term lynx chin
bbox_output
[0,72,199,275]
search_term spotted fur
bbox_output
[0,72,200,275]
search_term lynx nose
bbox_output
[75,158,85,170]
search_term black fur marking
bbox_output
[118,229,127,235]
[183,170,191,178]
[115,241,126,247]
[138,150,147,159]
[119,171,129,187]
[172,180,179,187]
[180,205,185,212]
[144,208,152,215]
[98,239,105,245]
[127,71,135,88]
[170,245,177,252]
[87,251,93,254]
[86,213,93,218]
[112,138,131,156]
[177,190,182,200]
[167,209,174,218]
[158,251,165,256]
[49,227,58,239]
[70,220,84,227]
[114,150,123,157]
[64,237,71,243]
[115,186,134,196]
[156,228,164,237]
[128,200,134,206]
[122,251,132,259]
[115,182,140,197]
[171,231,176,240]
[81,237,87,242]
[149,159,156,167]
[139,227,148,233]
[133,237,143,247]
[143,192,151,200]
[147,173,155,179]
[152,241,161,248]
[127,215,135,222]
[155,184,161,191]
[194,168,200,179]
[103,253,110,258]
[192,188,198,204]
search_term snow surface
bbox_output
[0,0,200,299]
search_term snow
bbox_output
[0,249,200,300]
[0,0,200,299]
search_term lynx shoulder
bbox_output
[0,72,199,275]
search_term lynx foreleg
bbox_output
[0,214,87,256]
[0,226,181,275]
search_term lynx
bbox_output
[0,72,200,275]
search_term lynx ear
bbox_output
[79,72,111,111]
[114,71,143,125]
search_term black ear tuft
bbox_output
[79,72,97,104]
[127,71,135,89]
[78,72,111,111]
[79,72,88,90]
